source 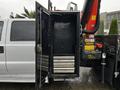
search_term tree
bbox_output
[97,20,104,35]
[15,7,35,18]
[109,19,118,35]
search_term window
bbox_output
[11,21,35,41]
[0,21,4,41]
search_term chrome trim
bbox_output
[54,63,74,68]
[54,60,74,63]
[54,68,74,73]
[53,56,75,60]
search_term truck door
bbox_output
[0,20,7,74]
[35,2,50,89]
[6,19,35,81]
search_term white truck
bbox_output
[0,19,35,82]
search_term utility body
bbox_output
[35,0,102,88]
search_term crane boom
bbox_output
[81,0,101,34]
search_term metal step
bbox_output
[54,63,74,68]
[53,56,75,73]
[54,68,75,73]
[52,73,78,79]
[53,56,75,60]
[54,60,74,63]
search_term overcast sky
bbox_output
[0,0,120,18]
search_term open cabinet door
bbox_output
[35,2,50,89]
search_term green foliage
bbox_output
[109,19,118,35]
[15,7,35,18]
[97,20,104,35]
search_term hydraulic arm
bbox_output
[80,0,102,61]
[81,0,101,34]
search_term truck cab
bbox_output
[0,19,35,82]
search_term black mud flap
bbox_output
[35,2,50,90]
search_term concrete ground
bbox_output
[41,67,114,90]
[0,67,115,90]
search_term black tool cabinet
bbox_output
[35,2,80,89]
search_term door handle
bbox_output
[0,46,4,53]
[36,44,42,53]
